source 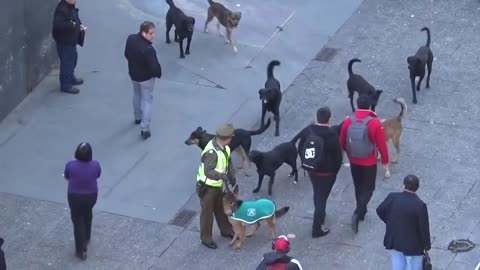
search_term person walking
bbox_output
[124,21,162,140]
[52,0,86,94]
[256,235,304,270]
[339,94,389,233]
[196,124,236,249]
[292,107,342,237]
[0,238,6,270]
[63,142,101,260]
[376,174,431,270]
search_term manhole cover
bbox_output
[168,209,197,227]
[314,47,339,62]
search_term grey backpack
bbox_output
[346,115,374,158]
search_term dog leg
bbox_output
[233,225,245,250]
[426,55,433,89]
[246,222,261,237]
[165,21,173,44]
[229,231,239,246]
[268,174,275,196]
[384,164,391,179]
[253,174,265,193]
[178,38,185,58]
[204,8,214,33]
[174,29,179,43]
[260,106,267,128]
[185,36,192,55]
[416,74,424,91]
[350,96,356,112]
[392,135,400,163]
[217,22,224,36]
[287,159,298,184]
[267,218,277,240]
[226,29,238,53]
[273,110,280,137]
[410,77,417,104]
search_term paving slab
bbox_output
[2,0,480,269]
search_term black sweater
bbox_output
[124,33,162,82]
[52,0,82,45]
[292,124,342,174]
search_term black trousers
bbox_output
[308,172,337,233]
[350,164,377,219]
[68,193,97,253]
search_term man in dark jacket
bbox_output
[0,238,6,270]
[52,0,85,94]
[124,21,162,140]
[376,174,431,270]
[256,235,303,270]
[292,107,342,237]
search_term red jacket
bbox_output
[340,109,389,166]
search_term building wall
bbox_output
[0,0,58,121]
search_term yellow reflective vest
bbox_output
[197,140,231,187]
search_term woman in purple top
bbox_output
[64,142,101,261]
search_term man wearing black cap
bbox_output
[376,174,431,270]
[195,124,237,249]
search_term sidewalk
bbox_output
[1,0,480,269]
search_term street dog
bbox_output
[165,0,195,58]
[184,119,271,176]
[379,97,408,178]
[407,27,433,104]
[249,141,298,196]
[204,0,242,53]
[259,60,282,136]
[347,58,383,112]
[223,184,290,250]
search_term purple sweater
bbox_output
[64,160,101,194]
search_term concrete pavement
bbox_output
[1,0,480,269]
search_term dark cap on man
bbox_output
[403,174,420,192]
[216,124,234,137]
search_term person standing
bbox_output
[376,174,431,270]
[0,238,6,270]
[63,142,101,260]
[196,124,236,249]
[292,107,342,237]
[52,0,86,94]
[339,94,389,233]
[256,235,304,270]
[124,21,162,140]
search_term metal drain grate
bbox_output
[314,47,339,62]
[168,209,197,227]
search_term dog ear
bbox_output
[407,56,415,64]
[196,126,203,131]
[190,17,195,25]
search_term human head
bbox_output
[356,94,371,110]
[216,124,234,146]
[316,106,331,124]
[272,235,290,253]
[74,142,92,162]
[140,21,156,42]
[403,174,419,192]
[65,0,77,5]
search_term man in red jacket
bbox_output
[340,95,389,233]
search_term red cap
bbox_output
[273,235,290,252]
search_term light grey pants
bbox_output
[132,79,155,132]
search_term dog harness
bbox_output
[230,199,276,224]
[197,140,231,187]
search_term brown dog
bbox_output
[380,97,407,178]
[204,0,242,53]
[222,184,289,250]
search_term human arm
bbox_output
[145,47,162,78]
[339,117,351,152]
[371,119,389,165]
[418,202,431,251]
[376,193,392,223]
[53,5,75,31]
[329,134,343,174]
[202,151,228,181]
[63,162,70,181]
[291,126,309,149]
[288,259,304,270]
[95,161,102,178]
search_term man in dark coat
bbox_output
[376,174,431,270]
[256,235,303,270]
[0,238,6,270]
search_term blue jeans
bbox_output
[56,43,78,91]
[391,250,423,270]
[132,79,155,131]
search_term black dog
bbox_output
[259,60,282,136]
[249,141,298,196]
[184,119,271,176]
[407,27,433,104]
[347,58,383,112]
[165,0,195,58]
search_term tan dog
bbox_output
[204,0,242,53]
[222,185,289,250]
[379,97,408,178]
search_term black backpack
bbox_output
[300,132,326,171]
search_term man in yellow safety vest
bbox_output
[196,124,237,249]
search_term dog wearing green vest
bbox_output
[222,184,290,250]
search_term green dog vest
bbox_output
[230,199,276,224]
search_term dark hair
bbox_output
[316,107,331,124]
[140,21,155,34]
[356,95,371,110]
[74,142,92,162]
[403,174,419,192]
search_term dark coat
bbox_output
[376,191,431,256]
[52,0,82,45]
[256,251,302,270]
[124,33,162,82]
[0,238,6,270]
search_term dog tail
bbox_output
[393,97,407,121]
[274,206,290,219]
[267,60,281,79]
[247,119,271,136]
[421,27,430,47]
[207,0,214,6]
[166,0,175,7]
[348,58,361,76]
